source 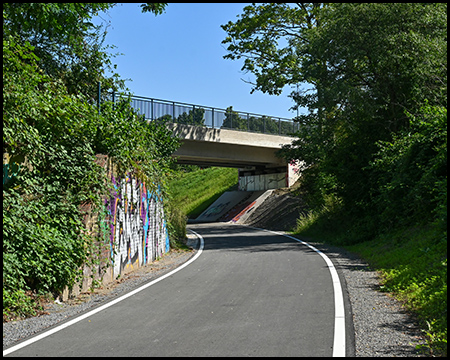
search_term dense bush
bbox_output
[370,105,447,232]
[3,6,178,320]
[3,35,105,319]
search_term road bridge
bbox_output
[116,94,303,190]
[167,123,302,190]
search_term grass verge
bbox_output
[293,204,447,356]
[167,167,238,219]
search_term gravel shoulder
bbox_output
[4,202,429,356]
[294,237,427,357]
[239,188,428,356]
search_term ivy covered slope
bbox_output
[3,3,178,322]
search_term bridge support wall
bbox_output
[238,172,286,191]
[238,161,303,191]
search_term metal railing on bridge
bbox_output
[107,92,299,136]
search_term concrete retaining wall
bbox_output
[194,191,254,222]
[238,173,286,191]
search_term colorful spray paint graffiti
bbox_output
[201,201,231,219]
[106,174,170,278]
[229,201,256,223]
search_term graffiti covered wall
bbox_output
[238,172,286,191]
[60,155,170,300]
[106,173,170,279]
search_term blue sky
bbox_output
[92,3,301,119]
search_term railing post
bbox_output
[230,109,232,129]
[247,113,250,131]
[97,81,101,115]
[212,108,214,128]
[279,118,281,134]
[151,99,153,121]
[173,102,175,122]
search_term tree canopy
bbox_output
[222,3,447,223]
[3,3,168,99]
[3,3,176,321]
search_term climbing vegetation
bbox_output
[3,4,177,321]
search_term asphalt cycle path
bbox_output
[4,223,351,357]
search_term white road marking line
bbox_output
[5,226,346,356]
[3,230,205,356]
[248,226,346,357]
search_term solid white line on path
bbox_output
[3,230,205,357]
[248,226,346,357]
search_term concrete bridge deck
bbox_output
[167,123,292,168]
[167,123,303,190]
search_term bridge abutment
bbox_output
[237,161,303,191]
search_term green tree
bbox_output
[369,105,447,230]
[222,3,322,96]
[177,108,206,126]
[3,33,105,315]
[3,4,117,98]
[140,3,168,15]
[221,107,247,131]
[3,2,177,321]
[221,107,286,134]
[3,3,168,99]
[222,3,447,211]
[222,4,447,353]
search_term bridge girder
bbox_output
[167,123,302,190]
[168,123,292,168]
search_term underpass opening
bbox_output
[168,123,303,191]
